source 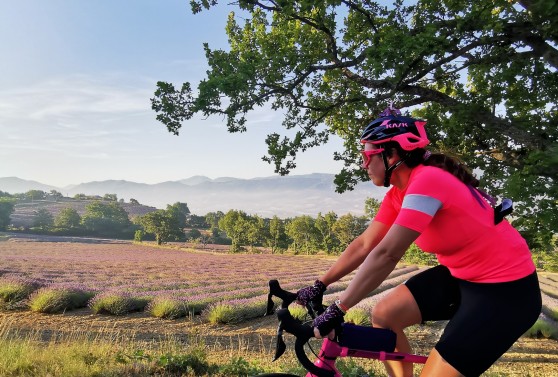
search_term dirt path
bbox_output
[1,308,558,376]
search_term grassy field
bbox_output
[0,235,557,376]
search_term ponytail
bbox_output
[382,142,479,188]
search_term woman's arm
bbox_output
[338,224,420,308]
[318,220,391,286]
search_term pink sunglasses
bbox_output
[361,148,384,168]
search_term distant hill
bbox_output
[0,174,387,218]
[10,198,158,228]
[0,177,58,194]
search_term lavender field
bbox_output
[0,237,422,323]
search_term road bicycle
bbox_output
[255,280,428,377]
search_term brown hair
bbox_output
[382,142,480,188]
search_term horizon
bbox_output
[0,171,346,190]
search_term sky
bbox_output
[0,0,346,188]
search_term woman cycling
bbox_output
[296,106,542,377]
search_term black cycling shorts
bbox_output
[405,265,541,377]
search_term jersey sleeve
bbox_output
[393,168,447,233]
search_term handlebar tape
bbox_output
[277,308,336,377]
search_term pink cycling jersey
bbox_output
[375,165,535,283]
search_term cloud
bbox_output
[0,74,152,122]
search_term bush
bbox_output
[0,278,41,307]
[89,292,149,315]
[524,319,558,340]
[147,296,189,319]
[29,287,94,314]
[204,302,238,324]
[344,308,371,326]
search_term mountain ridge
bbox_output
[0,175,386,218]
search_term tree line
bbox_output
[0,189,555,270]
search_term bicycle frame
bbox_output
[307,337,427,377]
[266,279,428,377]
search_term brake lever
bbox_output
[272,324,287,361]
[266,292,275,316]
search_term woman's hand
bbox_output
[312,303,345,339]
[296,280,326,306]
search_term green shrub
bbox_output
[147,296,189,319]
[89,292,149,315]
[204,303,238,324]
[524,319,558,339]
[345,308,371,326]
[29,287,94,314]
[288,305,308,321]
[0,278,41,307]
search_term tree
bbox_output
[166,202,190,232]
[218,210,251,252]
[48,190,63,201]
[54,208,82,229]
[332,213,368,247]
[364,198,381,219]
[26,190,46,201]
[153,0,558,249]
[314,211,339,254]
[32,208,54,230]
[285,215,319,254]
[205,211,224,233]
[82,201,132,237]
[267,215,288,253]
[103,194,118,202]
[137,209,184,245]
[245,214,265,251]
[0,198,15,230]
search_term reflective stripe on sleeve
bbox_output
[401,194,442,217]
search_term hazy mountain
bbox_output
[0,175,387,218]
[0,177,58,194]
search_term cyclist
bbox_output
[296,106,542,377]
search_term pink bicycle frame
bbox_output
[306,338,428,377]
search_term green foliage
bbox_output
[25,190,46,201]
[136,207,185,245]
[147,296,189,319]
[344,308,371,326]
[156,348,219,376]
[88,293,149,315]
[288,304,308,321]
[331,213,368,248]
[154,0,558,250]
[204,302,237,324]
[0,198,15,231]
[82,201,132,237]
[0,279,41,307]
[524,319,558,340]
[285,215,320,254]
[218,210,252,252]
[54,207,82,229]
[32,208,54,230]
[29,287,94,314]
[134,229,145,242]
[402,243,438,266]
[364,197,381,219]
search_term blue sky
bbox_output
[0,1,345,187]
